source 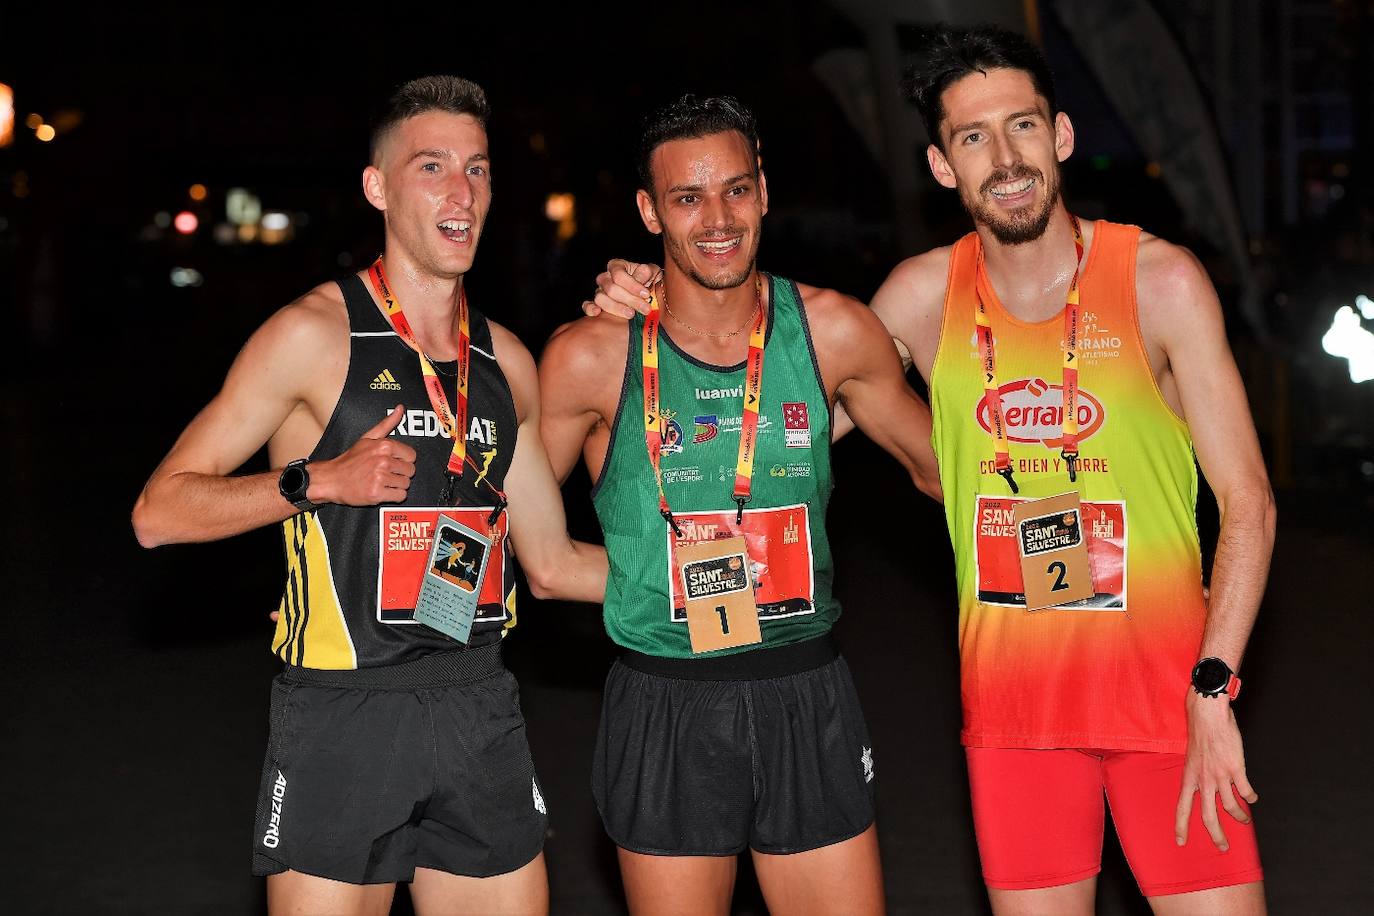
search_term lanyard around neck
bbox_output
[973,215,1086,495]
[642,276,766,535]
[367,257,505,520]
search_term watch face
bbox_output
[280,466,306,498]
[1193,658,1230,693]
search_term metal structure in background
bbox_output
[820,0,1268,341]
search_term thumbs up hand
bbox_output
[309,405,418,506]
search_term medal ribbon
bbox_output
[642,276,766,537]
[368,258,506,523]
[974,215,1086,494]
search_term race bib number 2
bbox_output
[1012,493,1095,610]
[974,495,1127,610]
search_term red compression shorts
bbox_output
[965,747,1263,897]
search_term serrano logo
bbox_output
[975,377,1105,446]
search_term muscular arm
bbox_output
[490,323,607,603]
[806,288,942,503]
[1141,240,1276,850]
[132,292,414,547]
[830,248,951,440]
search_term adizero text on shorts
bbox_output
[592,635,876,856]
[251,645,547,884]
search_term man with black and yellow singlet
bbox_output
[133,76,606,915]
[590,25,1276,916]
[539,95,942,916]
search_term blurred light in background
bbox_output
[154,211,172,228]
[226,188,261,226]
[545,192,576,241]
[24,112,41,131]
[260,211,292,245]
[12,170,29,198]
[169,267,204,288]
[35,124,55,142]
[1322,298,1374,383]
[189,183,208,202]
[0,84,13,148]
[213,223,237,245]
[174,211,199,234]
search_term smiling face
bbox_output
[638,130,767,291]
[927,68,1074,246]
[363,110,491,279]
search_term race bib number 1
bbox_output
[676,536,763,654]
[1013,493,1095,610]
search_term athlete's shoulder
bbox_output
[543,314,629,368]
[1135,231,1216,307]
[250,280,349,360]
[539,315,630,416]
[880,244,956,308]
[791,281,890,352]
[791,280,865,317]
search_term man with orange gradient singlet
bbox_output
[588,26,1274,915]
[134,76,606,916]
[542,94,942,916]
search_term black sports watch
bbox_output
[1190,657,1241,700]
[278,459,316,513]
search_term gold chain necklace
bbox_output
[661,278,762,340]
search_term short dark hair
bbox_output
[637,94,759,194]
[902,24,1057,150]
[371,75,490,163]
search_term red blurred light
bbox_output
[174,211,199,234]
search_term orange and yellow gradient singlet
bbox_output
[931,221,1206,753]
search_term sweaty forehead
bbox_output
[378,111,488,166]
[651,131,755,190]
[941,68,1047,128]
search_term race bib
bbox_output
[666,504,815,622]
[413,516,493,644]
[677,536,763,653]
[973,495,1127,610]
[377,507,511,625]
[1013,493,1095,610]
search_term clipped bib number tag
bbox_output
[1013,493,1095,610]
[676,536,763,654]
[412,515,493,644]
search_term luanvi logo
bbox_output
[370,369,402,391]
[261,770,287,848]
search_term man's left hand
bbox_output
[1174,690,1259,851]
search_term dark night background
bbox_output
[2,2,1372,913]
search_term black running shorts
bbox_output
[251,645,547,884]
[592,635,876,856]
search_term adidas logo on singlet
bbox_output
[370,369,402,391]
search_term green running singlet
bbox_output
[592,274,837,658]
